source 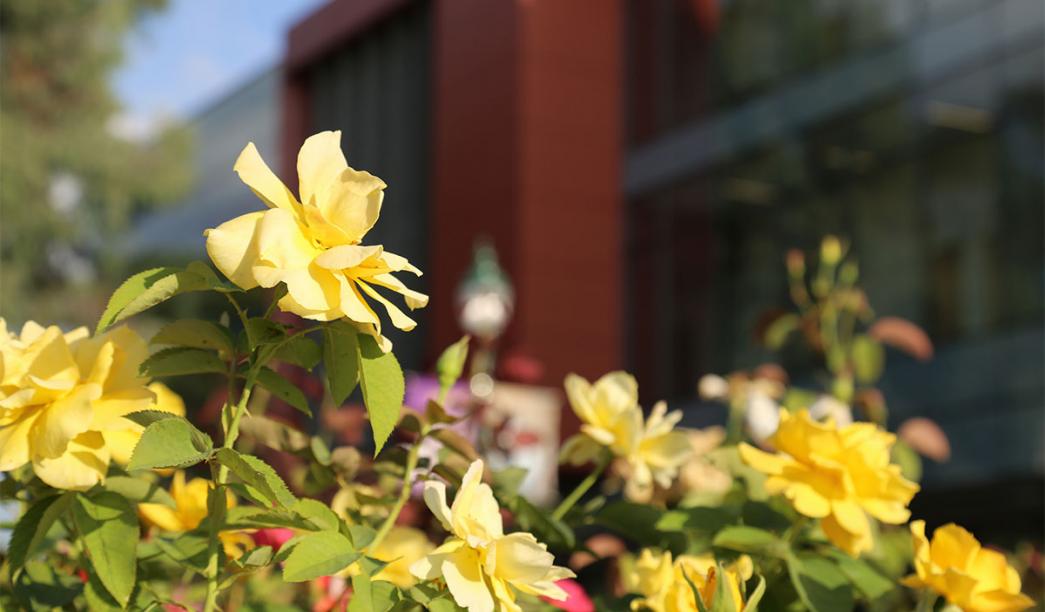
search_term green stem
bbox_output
[203,368,257,612]
[369,439,423,552]
[551,451,610,521]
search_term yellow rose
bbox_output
[561,372,692,503]
[739,410,919,556]
[138,471,246,558]
[411,460,575,612]
[0,320,161,490]
[903,521,1034,612]
[623,548,751,612]
[204,131,427,351]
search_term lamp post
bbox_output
[455,239,514,400]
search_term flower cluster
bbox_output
[739,409,919,556]
[0,319,181,490]
[560,372,692,502]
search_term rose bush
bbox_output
[0,135,1036,612]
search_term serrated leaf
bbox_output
[214,448,296,509]
[128,417,213,470]
[72,492,139,606]
[97,264,231,334]
[324,322,359,405]
[103,476,176,508]
[347,524,377,549]
[13,560,82,609]
[256,367,311,416]
[348,572,399,612]
[274,334,322,370]
[8,492,74,570]
[358,334,404,454]
[245,318,287,351]
[292,498,341,531]
[140,347,226,378]
[154,532,211,572]
[282,531,359,582]
[123,409,182,428]
[151,319,234,353]
[712,526,785,557]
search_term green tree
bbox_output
[0,0,192,324]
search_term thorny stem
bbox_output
[551,450,611,521]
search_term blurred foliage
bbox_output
[0,0,192,324]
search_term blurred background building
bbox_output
[6,0,1040,543]
[270,0,1043,543]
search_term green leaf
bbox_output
[655,506,732,534]
[347,524,377,549]
[282,531,359,582]
[103,476,176,508]
[72,492,139,606]
[429,427,480,462]
[741,575,767,612]
[122,410,181,428]
[214,448,296,509]
[245,318,287,350]
[348,572,399,612]
[140,347,226,378]
[274,334,322,370]
[151,319,234,353]
[128,417,214,470]
[712,526,786,557]
[323,322,359,406]
[357,333,405,454]
[435,336,470,393]
[154,532,211,572]
[596,502,676,548]
[256,367,311,416]
[825,550,894,602]
[787,553,855,612]
[764,313,799,350]
[96,263,232,334]
[292,498,341,531]
[8,492,74,570]
[852,335,885,384]
[83,567,124,611]
[892,439,922,483]
[509,496,575,550]
[13,561,82,609]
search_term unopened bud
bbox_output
[820,235,843,265]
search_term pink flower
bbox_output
[541,579,594,612]
[252,528,295,550]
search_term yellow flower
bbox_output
[560,372,692,503]
[411,460,575,612]
[903,521,1034,612]
[204,131,427,351]
[739,410,919,556]
[344,526,433,587]
[0,320,161,490]
[622,548,752,612]
[138,471,246,558]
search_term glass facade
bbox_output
[624,0,1043,500]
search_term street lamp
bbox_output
[456,239,514,398]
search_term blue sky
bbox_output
[111,0,327,139]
